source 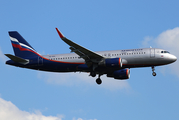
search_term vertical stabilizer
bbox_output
[9,31,40,58]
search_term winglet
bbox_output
[55,28,65,38]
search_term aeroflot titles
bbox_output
[121,49,143,52]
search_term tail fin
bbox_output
[9,31,40,58]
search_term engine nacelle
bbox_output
[107,69,130,80]
[99,58,122,68]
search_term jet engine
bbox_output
[98,58,122,68]
[107,69,130,79]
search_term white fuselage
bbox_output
[42,48,177,68]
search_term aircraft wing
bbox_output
[56,28,104,63]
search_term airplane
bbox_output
[5,28,177,85]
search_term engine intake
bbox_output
[99,58,122,68]
[107,69,130,80]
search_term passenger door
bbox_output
[150,48,155,58]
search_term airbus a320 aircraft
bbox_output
[5,28,177,85]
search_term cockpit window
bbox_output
[161,51,170,54]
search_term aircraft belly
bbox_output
[36,59,82,72]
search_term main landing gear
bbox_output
[152,66,156,76]
[90,71,96,77]
[96,75,102,85]
[90,71,102,85]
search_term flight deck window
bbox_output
[161,51,170,53]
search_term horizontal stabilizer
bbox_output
[5,54,29,64]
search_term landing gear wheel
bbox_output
[90,71,96,77]
[152,72,156,76]
[151,66,157,77]
[96,78,102,85]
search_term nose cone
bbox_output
[169,54,177,63]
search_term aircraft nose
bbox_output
[169,54,177,62]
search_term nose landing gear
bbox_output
[152,66,156,76]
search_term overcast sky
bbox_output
[1,0,179,120]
